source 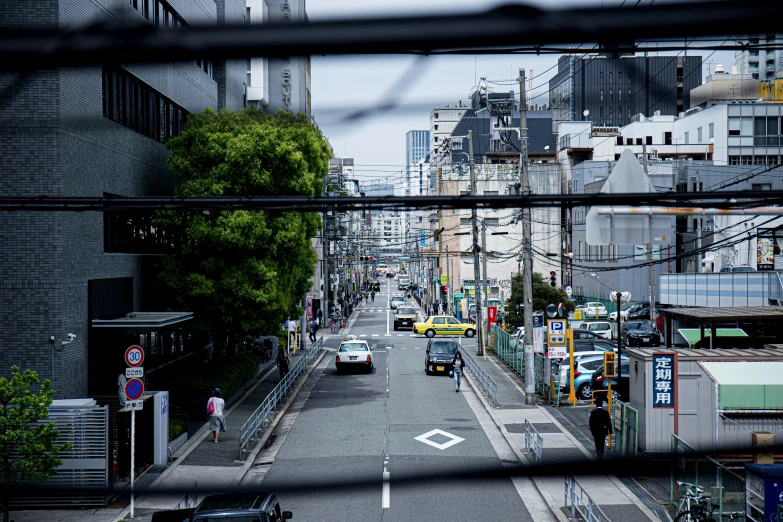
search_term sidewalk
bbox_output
[461,349,663,522]
[10,344,326,522]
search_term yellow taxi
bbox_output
[413,315,476,338]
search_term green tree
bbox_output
[504,272,575,329]
[156,108,331,346]
[0,366,71,522]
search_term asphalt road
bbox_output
[245,278,545,522]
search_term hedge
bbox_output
[169,418,186,441]
[170,355,260,401]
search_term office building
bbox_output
[549,54,702,130]
[430,104,468,156]
[0,0,246,399]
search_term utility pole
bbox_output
[469,130,484,356]
[446,245,450,314]
[643,144,656,331]
[322,174,330,320]
[481,220,489,352]
[519,68,535,404]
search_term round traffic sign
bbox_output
[557,303,566,318]
[125,378,144,400]
[545,303,557,318]
[125,345,145,367]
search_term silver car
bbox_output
[335,339,374,373]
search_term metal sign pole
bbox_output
[130,409,135,519]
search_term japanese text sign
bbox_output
[652,353,677,408]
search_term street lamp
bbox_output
[588,273,626,399]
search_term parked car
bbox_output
[591,361,630,404]
[584,302,608,318]
[562,354,629,401]
[511,326,524,340]
[424,339,459,375]
[583,321,613,340]
[414,315,476,338]
[720,265,756,272]
[389,295,406,310]
[573,339,617,353]
[393,306,417,330]
[622,320,661,347]
[151,492,291,522]
[335,339,374,373]
[397,277,411,290]
[571,329,609,341]
[608,302,644,322]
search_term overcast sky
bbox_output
[306,0,734,181]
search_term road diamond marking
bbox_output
[414,429,465,450]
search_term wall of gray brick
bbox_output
[0,0,238,398]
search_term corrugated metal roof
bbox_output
[700,361,783,410]
[659,306,783,321]
[627,346,783,360]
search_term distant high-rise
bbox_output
[549,54,702,130]
[735,34,783,80]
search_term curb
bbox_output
[234,348,329,484]
[462,372,569,522]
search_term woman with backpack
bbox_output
[207,388,226,442]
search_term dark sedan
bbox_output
[590,361,630,404]
[425,339,459,375]
[623,321,661,347]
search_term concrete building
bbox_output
[430,104,468,156]
[549,54,702,130]
[247,0,311,118]
[0,0,246,399]
[735,34,783,81]
[406,130,430,195]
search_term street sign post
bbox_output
[125,345,144,367]
[126,400,143,411]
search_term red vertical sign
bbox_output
[487,306,498,325]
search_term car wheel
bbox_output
[335,365,341,374]
[465,329,475,338]
[425,329,436,338]
[577,383,593,400]
[393,325,398,331]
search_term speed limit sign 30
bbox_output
[125,345,145,367]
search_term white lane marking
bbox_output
[414,347,421,350]
[401,347,407,350]
[360,334,367,337]
[385,346,392,349]
[382,456,390,509]
[386,310,390,336]
[384,335,392,337]
[414,429,465,450]
[372,334,379,337]
[397,334,403,337]
[409,334,415,337]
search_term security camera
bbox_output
[67,333,76,342]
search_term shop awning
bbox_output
[677,328,747,349]
[91,312,193,329]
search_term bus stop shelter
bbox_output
[659,306,783,348]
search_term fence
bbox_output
[174,483,198,511]
[239,338,324,460]
[524,419,543,464]
[460,349,498,407]
[491,325,525,378]
[611,400,638,458]
[565,476,611,522]
[671,434,746,520]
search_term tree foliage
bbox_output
[504,272,575,329]
[156,108,331,337]
[0,366,71,522]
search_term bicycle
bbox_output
[674,481,720,522]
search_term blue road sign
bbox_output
[420,230,425,247]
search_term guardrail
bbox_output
[239,338,324,460]
[173,482,198,511]
[524,419,543,464]
[459,349,498,407]
[565,476,611,522]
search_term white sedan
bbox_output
[608,309,630,322]
[584,302,608,318]
[335,338,374,373]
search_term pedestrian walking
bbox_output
[432,301,440,315]
[207,388,226,443]
[589,403,613,460]
[307,319,316,343]
[451,351,465,392]
[277,347,290,380]
[287,317,297,350]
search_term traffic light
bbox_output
[549,271,557,288]
[360,256,375,262]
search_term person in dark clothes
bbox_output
[451,351,465,392]
[589,403,613,460]
[277,347,290,380]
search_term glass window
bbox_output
[709,122,714,139]
[433,317,446,325]
[697,127,702,142]
[741,117,754,136]
[755,116,767,136]
[769,116,779,135]
[600,71,603,83]
[447,318,461,325]
[684,131,689,145]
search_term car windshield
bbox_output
[397,308,414,315]
[339,343,368,352]
[392,297,405,301]
[628,322,652,330]
[429,342,458,355]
